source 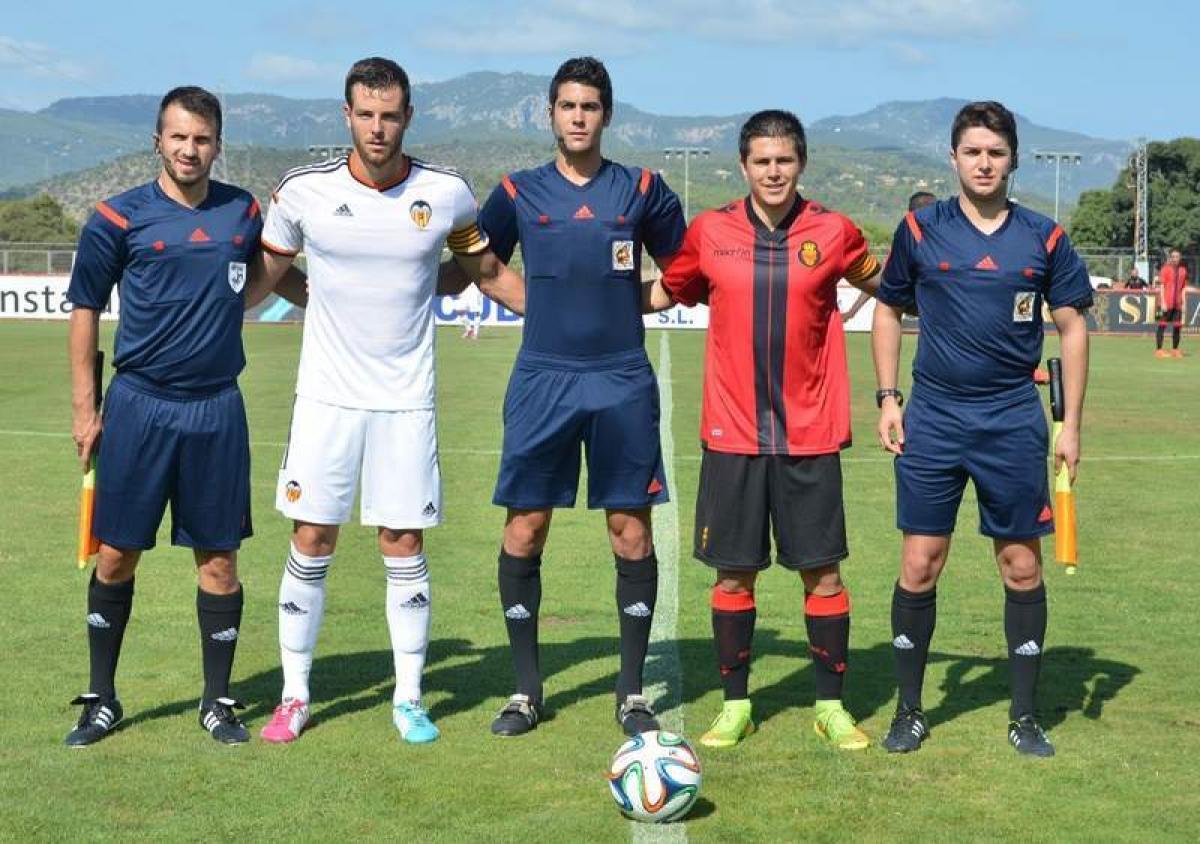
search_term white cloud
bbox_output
[418,11,650,56]
[418,0,1027,56]
[0,35,97,84]
[245,52,341,84]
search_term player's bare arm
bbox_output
[437,258,471,296]
[68,307,103,469]
[641,278,674,313]
[1050,304,1089,483]
[872,300,906,454]
[246,248,304,309]
[453,249,526,315]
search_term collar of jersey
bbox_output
[547,158,611,192]
[348,151,412,192]
[950,195,1016,240]
[744,193,804,239]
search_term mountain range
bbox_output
[2,71,1135,204]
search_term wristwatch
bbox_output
[875,388,904,408]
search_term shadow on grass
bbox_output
[123,638,1137,735]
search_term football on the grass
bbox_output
[607,730,701,823]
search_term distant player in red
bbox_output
[1155,249,1188,358]
[647,110,882,750]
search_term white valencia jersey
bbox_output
[263,154,487,410]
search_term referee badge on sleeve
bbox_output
[1013,291,1036,322]
[612,240,635,271]
[228,261,247,293]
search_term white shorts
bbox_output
[276,395,442,528]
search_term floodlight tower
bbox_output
[1133,138,1149,270]
[663,147,710,220]
[1032,150,1082,222]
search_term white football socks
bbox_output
[278,543,331,703]
[385,554,431,705]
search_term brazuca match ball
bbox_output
[607,730,701,823]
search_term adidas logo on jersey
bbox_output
[975,254,999,270]
[400,592,430,610]
[892,634,916,650]
[623,602,652,618]
[333,203,354,217]
[504,604,532,620]
[86,613,110,629]
[279,601,308,616]
[573,204,595,219]
[1014,640,1041,656]
[422,502,437,517]
[210,627,239,642]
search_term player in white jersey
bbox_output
[252,57,524,744]
[455,283,484,339]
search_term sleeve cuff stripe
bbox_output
[261,237,299,256]
[845,254,880,282]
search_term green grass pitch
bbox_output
[1,321,1197,841]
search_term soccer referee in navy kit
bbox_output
[872,101,1091,758]
[65,86,290,747]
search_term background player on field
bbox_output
[1154,249,1188,358]
[253,57,525,745]
[477,56,685,738]
[647,110,882,751]
[454,283,484,339]
[872,101,1092,757]
[65,87,302,747]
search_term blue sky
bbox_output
[1,0,1192,141]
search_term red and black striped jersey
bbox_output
[1158,263,1188,310]
[663,196,878,456]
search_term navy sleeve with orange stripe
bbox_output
[876,216,918,309]
[1043,224,1093,310]
[478,178,520,264]
[67,203,129,309]
[637,170,685,262]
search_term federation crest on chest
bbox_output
[228,261,247,293]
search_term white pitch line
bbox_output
[631,333,687,844]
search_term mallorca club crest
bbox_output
[798,240,821,268]
[409,200,432,230]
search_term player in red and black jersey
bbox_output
[647,110,882,750]
[1155,249,1189,358]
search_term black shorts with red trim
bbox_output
[1158,308,1183,326]
[692,450,848,572]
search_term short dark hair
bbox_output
[738,110,807,163]
[951,100,1019,169]
[157,86,222,138]
[345,57,411,108]
[908,191,936,211]
[549,56,612,117]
